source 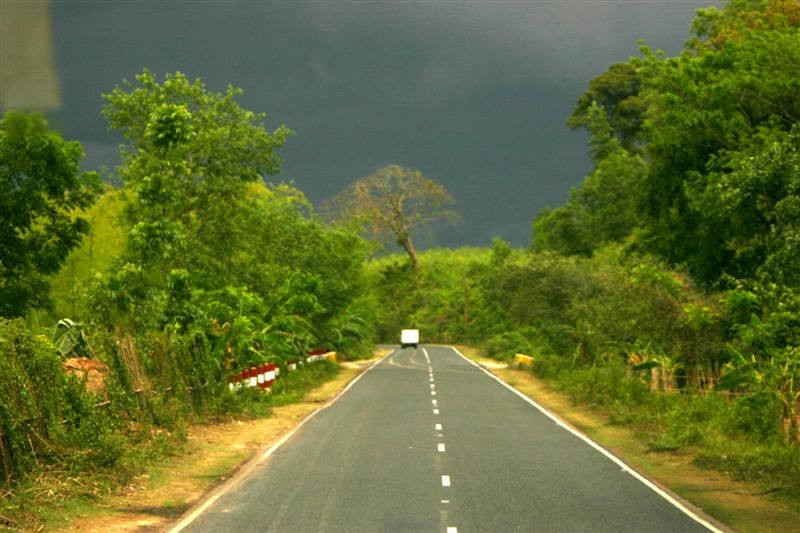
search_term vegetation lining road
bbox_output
[2,3,798,530]
[455,345,800,533]
[48,355,383,532]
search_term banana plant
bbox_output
[720,346,800,444]
[52,318,92,358]
[633,355,683,392]
[629,344,683,392]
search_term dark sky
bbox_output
[47,0,716,247]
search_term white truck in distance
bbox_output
[400,329,419,349]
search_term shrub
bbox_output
[484,330,536,361]
[0,319,123,483]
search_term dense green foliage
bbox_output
[48,191,128,319]
[0,319,121,485]
[0,72,374,528]
[0,113,100,317]
[3,1,799,526]
[534,0,800,287]
[87,70,373,387]
[528,0,800,456]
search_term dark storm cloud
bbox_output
[49,0,716,247]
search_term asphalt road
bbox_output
[175,346,716,532]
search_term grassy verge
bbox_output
[6,353,385,532]
[454,345,800,533]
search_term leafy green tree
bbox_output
[532,204,593,257]
[688,126,800,285]
[102,70,292,275]
[325,164,460,269]
[688,0,800,52]
[567,62,645,151]
[638,15,800,283]
[211,183,373,354]
[95,71,373,370]
[533,104,645,256]
[98,71,292,320]
[49,190,128,319]
[547,0,800,287]
[0,112,100,317]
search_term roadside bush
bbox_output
[0,318,123,484]
[483,330,537,361]
[725,392,784,442]
[528,353,572,379]
[558,363,650,409]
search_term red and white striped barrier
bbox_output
[227,351,332,392]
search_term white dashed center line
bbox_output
[427,357,455,533]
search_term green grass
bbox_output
[530,359,800,508]
[0,361,341,530]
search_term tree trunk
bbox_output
[462,271,469,330]
[402,234,419,270]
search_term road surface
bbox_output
[175,346,716,532]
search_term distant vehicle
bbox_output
[401,329,419,349]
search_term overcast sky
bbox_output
[44,0,716,247]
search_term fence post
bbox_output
[0,430,12,486]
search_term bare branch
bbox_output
[322,164,460,268]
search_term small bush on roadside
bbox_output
[0,318,124,483]
[483,330,537,361]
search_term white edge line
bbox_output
[448,346,723,533]
[169,351,393,532]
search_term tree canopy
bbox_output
[91,70,372,363]
[534,0,800,287]
[0,112,100,317]
[325,164,460,269]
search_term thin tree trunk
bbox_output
[462,271,469,330]
[402,234,419,270]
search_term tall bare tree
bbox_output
[325,164,459,269]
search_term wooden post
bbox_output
[462,271,469,331]
[0,431,13,486]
